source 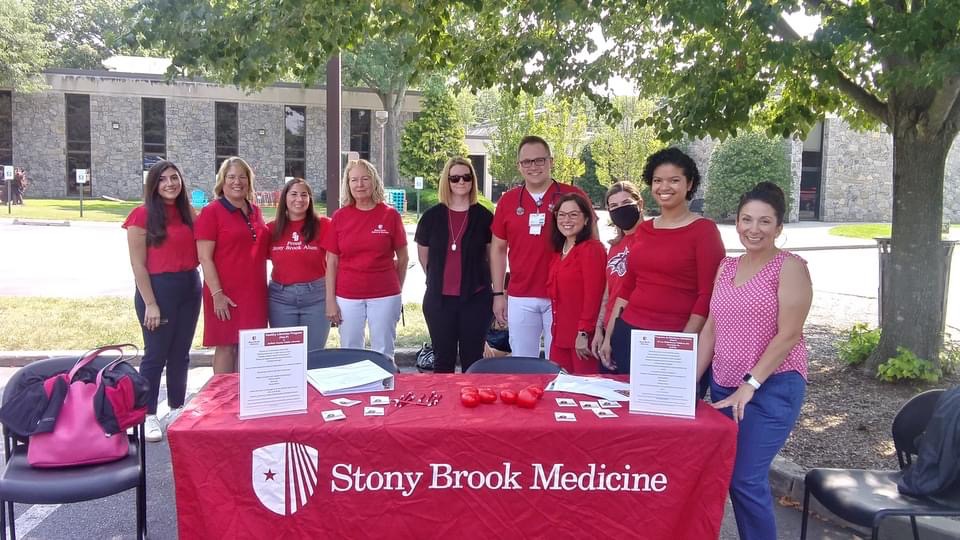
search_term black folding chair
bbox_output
[800,389,960,540]
[307,348,398,374]
[0,356,146,540]
[465,356,564,374]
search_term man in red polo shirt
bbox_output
[491,135,594,358]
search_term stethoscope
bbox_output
[515,182,561,216]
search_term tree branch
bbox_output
[923,75,960,136]
[773,14,889,124]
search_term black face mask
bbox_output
[609,204,641,230]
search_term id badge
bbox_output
[528,213,546,227]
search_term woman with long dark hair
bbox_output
[415,157,493,373]
[547,193,606,373]
[267,178,332,350]
[122,160,201,442]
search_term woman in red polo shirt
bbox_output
[267,178,331,351]
[123,159,201,442]
[323,159,408,361]
[600,148,725,389]
[195,157,268,374]
[547,193,606,373]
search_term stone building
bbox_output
[0,68,422,201]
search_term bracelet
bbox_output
[211,288,223,296]
[492,291,504,296]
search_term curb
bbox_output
[0,350,954,537]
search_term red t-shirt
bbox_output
[441,209,469,296]
[603,231,642,325]
[122,204,199,274]
[491,181,591,298]
[617,218,726,331]
[322,203,407,299]
[547,239,607,348]
[266,216,331,285]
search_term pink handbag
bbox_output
[27,350,131,468]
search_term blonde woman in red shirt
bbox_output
[323,160,408,360]
[267,178,332,351]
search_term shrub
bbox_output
[876,347,941,383]
[704,131,792,221]
[838,323,881,366]
[941,341,960,376]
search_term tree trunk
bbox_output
[377,89,406,186]
[866,124,951,371]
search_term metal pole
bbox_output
[380,124,385,178]
[5,179,10,214]
[326,53,341,216]
[80,183,84,217]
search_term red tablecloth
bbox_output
[169,374,736,539]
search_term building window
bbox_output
[65,94,91,195]
[284,105,306,179]
[215,102,239,174]
[142,98,166,171]
[349,109,371,161]
[0,91,11,167]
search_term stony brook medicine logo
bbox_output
[252,442,319,515]
[371,223,390,235]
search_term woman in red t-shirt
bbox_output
[122,159,201,442]
[323,159,408,361]
[590,181,645,360]
[195,157,268,373]
[600,148,725,387]
[547,193,606,374]
[267,178,332,351]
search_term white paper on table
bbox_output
[544,373,631,402]
[306,360,395,396]
[628,330,697,419]
[238,326,308,419]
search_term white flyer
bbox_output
[238,326,308,419]
[629,330,697,419]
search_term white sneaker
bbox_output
[144,415,163,443]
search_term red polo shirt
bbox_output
[267,216,331,285]
[322,203,407,299]
[491,181,591,298]
[122,204,199,274]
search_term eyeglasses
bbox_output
[556,211,583,220]
[449,174,473,183]
[518,157,549,168]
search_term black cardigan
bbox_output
[414,203,493,301]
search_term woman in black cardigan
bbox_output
[414,157,494,373]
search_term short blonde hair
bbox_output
[340,159,385,207]
[214,157,256,202]
[438,156,479,206]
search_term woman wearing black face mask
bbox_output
[590,181,645,360]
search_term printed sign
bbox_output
[75,169,89,184]
[414,176,424,190]
[2,166,12,181]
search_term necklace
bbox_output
[448,208,468,251]
[562,241,574,257]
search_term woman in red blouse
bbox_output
[547,193,606,373]
[267,178,332,351]
[195,157,268,373]
[600,148,725,383]
[123,160,200,442]
[323,159,408,361]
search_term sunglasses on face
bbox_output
[449,174,474,183]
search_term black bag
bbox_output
[415,343,435,372]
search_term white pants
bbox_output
[336,294,402,360]
[507,296,552,359]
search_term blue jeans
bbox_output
[134,270,201,414]
[268,278,331,352]
[711,371,806,540]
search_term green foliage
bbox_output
[0,0,49,91]
[488,92,587,187]
[941,341,960,377]
[592,97,663,188]
[705,131,792,221]
[574,146,604,205]
[838,323,882,366]
[399,75,469,188]
[877,347,941,383]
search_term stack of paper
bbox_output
[545,373,630,401]
[307,360,395,396]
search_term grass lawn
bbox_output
[1,198,140,222]
[829,223,959,239]
[0,296,429,351]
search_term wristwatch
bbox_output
[577,331,589,339]
[742,373,762,390]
